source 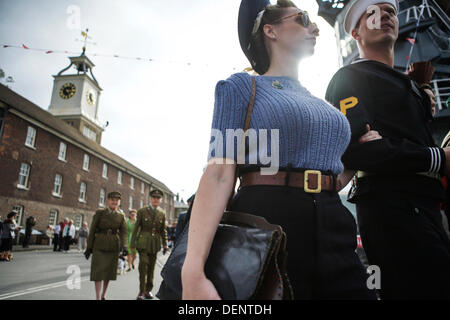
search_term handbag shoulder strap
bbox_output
[226,76,257,210]
[244,77,257,132]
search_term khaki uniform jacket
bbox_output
[87,208,127,252]
[131,206,168,254]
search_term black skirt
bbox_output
[229,184,376,300]
[0,237,13,252]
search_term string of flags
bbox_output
[405,37,416,61]
[404,0,427,71]
[1,43,241,71]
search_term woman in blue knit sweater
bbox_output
[182,0,380,299]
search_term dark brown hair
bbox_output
[249,0,298,75]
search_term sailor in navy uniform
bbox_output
[325,0,450,299]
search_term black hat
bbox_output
[107,191,122,199]
[150,189,163,198]
[7,211,17,219]
[238,0,270,66]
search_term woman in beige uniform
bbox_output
[85,191,128,300]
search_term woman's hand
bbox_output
[180,160,235,300]
[181,264,221,300]
[336,169,355,192]
[358,124,382,143]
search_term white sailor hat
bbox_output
[344,0,399,34]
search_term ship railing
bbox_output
[398,0,450,31]
[431,78,450,111]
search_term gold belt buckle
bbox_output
[304,170,322,193]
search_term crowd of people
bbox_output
[50,218,82,253]
[82,189,170,300]
[0,193,185,276]
[0,189,179,300]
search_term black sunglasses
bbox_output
[271,10,311,28]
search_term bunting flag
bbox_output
[406,37,416,45]
[405,0,427,71]
[1,43,240,70]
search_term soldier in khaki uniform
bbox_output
[131,189,168,300]
[85,191,128,300]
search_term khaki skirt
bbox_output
[90,249,119,281]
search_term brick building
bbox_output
[0,52,174,240]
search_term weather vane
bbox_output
[75,28,97,55]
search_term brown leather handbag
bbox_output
[157,77,293,300]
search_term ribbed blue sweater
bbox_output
[208,72,351,175]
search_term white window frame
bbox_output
[75,214,83,229]
[52,174,63,197]
[83,154,90,171]
[130,176,135,190]
[141,182,145,194]
[49,209,58,226]
[25,126,36,149]
[140,199,144,209]
[79,182,87,202]
[102,163,108,179]
[129,196,133,210]
[99,188,106,207]
[17,163,30,189]
[117,170,122,185]
[58,142,67,161]
[12,205,24,226]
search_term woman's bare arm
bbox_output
[181,159,236,300]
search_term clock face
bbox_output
[59,83,76,99]
[86,89,96,106]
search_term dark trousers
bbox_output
[229,185,376,300]
[53,234,59,251]
[22,231,31,247]
[58,233,64,251]
[63,236,72,251]
[356,191,450,299]
[138,251,157,293]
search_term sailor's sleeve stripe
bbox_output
[428,147,441,173]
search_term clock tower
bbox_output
[48,50,104,144]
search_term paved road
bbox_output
[0,249,169,300]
